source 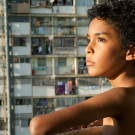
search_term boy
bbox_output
[30,1,135,135]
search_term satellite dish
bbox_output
[48,35,54,40]
[50,0,55,3]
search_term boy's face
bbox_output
[86,18,127,79]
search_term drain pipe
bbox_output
[4,0,12,135]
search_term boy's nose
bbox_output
[85,44,94,54]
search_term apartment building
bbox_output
[0,0,111,135]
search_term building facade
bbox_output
[0,0,111,135]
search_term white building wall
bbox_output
[0,65,3,76]
[30,8,52,14]
[0,106,4,118]
[78,46,86,55]
[14,84,31,97]
[100,86,112,93]
[13,38,31,55]
[77,27,89,35]
[33,86,55,97]
[53,6,74,14]
[12,23,30,35]
[15,126,31,135]
[15,105,32,113]
[13,64,31,76]
[76,7,87,15]
[78,86,101,95]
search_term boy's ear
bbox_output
[126,47,135,61]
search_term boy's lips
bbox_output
[86,60,95,66]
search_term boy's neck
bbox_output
[108,65,135,88]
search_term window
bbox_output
[16,99,31,105]
[14,58,19,63]
[58,58,66,66]
[76,0,94,6]
[77,38,88,46]
[54,38,74,47]
[20,58,24,63]
[21,119,31,127]
[15,120,20,126]
[11,17,29,22]
[25,58,30,63]
[13,37,26,46]
[53,0,73,6]
[11,0,29,3]
[38,58,46,67]
[14,58,30,63]
[23,99,31,105]
[0,100,2,106]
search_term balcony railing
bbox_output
[54,27,75,35]
[54,47,75,55]
[31,26,52,35]
[15,113,32,117]
[78,66,88,74]
[54,21,76,27]
[32,67,52,75]
[55,66,75,75]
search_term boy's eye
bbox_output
[98,38,105,42]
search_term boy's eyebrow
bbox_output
[87,32,109,37]
[95,32,109,36]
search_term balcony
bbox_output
[55,78,77,95]
[31,37,53,55]
[30,0,52,8]
[31,17,52,35]
[33,99,54,116]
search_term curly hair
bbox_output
[87,0,135,52]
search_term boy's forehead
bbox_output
[88,18,119,37]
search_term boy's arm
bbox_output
[30,88,126,135]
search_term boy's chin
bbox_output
[88,70,100,77]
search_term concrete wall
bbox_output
[15,126,31,135]
[77,27,89,35]
[14,84,32,97]
[78,46,86,55]
[53,6,74,14]
[13,38,31,55]
[33,86,55,97]
[15,105,32,113]
[12,23,30,35]
[13,64,31,76]
[78,86,101,95]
